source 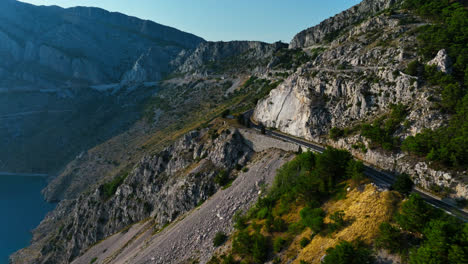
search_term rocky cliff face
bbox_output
[290,0,398,49]
[255,10,467,197]
[175,41,287,75]
[38,38,287,202]
[11,128,253,263]
[256,13,425,139]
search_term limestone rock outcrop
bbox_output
[428,49,452,74]
[290,0,399,48]
[255,11,466,198]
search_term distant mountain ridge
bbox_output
[0,0,204,90]
[0,0,204,174]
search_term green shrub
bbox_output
[346,160,365,185]
[213,231,228,247]
[265,215,287,233]
[220,255,236,264]
[232,230,268,262]
[409,219,466,264]
[256,207,269,220]
[300,237,310,248]
[330,127,344,140]
[402,94,467,168]
[328,210,346,234]
[251,232,268,263]
[322,241,374,264]
[375,222,404,253]
[405,60,422,76]
[100,172,128,200]
[300,207,325,233]
[314,148,353,192]
[403,0,468,82]
[441,82,463,113]
[269,151,316,201]
[361,104,407,151]
[233,211,248,230]
[288,221,306,235]
[273,237,286,252]
[352,142,367,153]
[215,170,229,186]
[401,2,468,174]
[395,194,438,233]
[232,229,251,256]
[90,257,97,264]
[221,109,231,118]
[392,173,414,196]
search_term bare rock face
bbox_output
[428,49,452,74]
[11,129,253,264]
[289,0,399,48]
[255,11,466,198]
[255,12,422,141]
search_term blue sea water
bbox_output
[0,175,55,264]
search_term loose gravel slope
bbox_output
[72,149,292,264]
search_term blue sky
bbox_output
[19,0,361,43]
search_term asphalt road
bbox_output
[243,110,468,222]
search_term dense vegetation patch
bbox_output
[403,0,468,83]
[376,193,467,263]
[209,149,463,264]
[322,240,375,264]
[402,67,467,168]
[360,103,408,151]
[209,148,370,263]
[400,0,468,169]
[391,173,414,196]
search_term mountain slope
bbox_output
[254,0,468,198]
[0,0,204,174]
[40,40,286,202]
[7,0,468,263]
[0,0,203,88]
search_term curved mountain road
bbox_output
[244,110,468,222]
